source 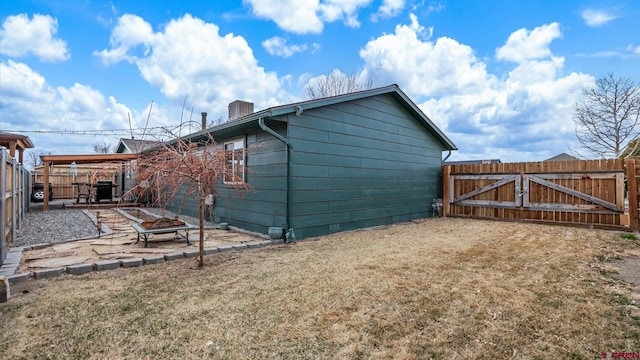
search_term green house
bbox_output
[170,84,457,239]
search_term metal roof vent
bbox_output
[228,100,254,121]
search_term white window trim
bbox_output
[223,138,245,184]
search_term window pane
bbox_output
[224,138,245,183]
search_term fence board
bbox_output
[627,159,640,232]
[443,159,627,229]
[1,148,29,265]
[32,171,119,200]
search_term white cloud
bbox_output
[426,2,445,13]
[495,22,561,63]
[319,0,371,27]
[262,36,308,58]
[0,14,70,62]
[245,0,372,34]
[95,13,155,65]
[358,16,593,161]
[0,60,150,154]
[372,0,405,21]
[96,14,289,115]
[359,14,490,97]
[581,8,619,27]
[245,0,323,34]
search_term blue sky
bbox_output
[1,0,638,163]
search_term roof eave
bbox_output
[179,84,456,151]
[389,90,458,151]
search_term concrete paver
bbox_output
[143,256,165,265]
[121,258,144,268]
[33,267,65,279]
[95,260,120,271]
[66,264,94,275]
[7,273,30,284]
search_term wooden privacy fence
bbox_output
[442,159,635,230]
[32,170,119,200]
[625,158,640,232]
[1,147,30,265]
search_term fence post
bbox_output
[18,164,26,226]
[1,148,6,264]
[626,159,639,232]
[11,158,16,244]
[442,165,451,217]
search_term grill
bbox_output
[95,180,114,202]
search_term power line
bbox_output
[3,128,161,135]
[1,122,203,137]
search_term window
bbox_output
[224,138,245,184]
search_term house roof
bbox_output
[183,84,457,151]
[544,153,579,162]
[116,138,161,153]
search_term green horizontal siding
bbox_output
[214,124,288,231]
[167,93,450,239]
[292,202,428,228]
[167,124,288,233]
[296,210,427,239]
[287,93,445,238]
[293,185,439,202]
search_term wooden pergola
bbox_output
[40,153,139,210]
[0,132,34,165]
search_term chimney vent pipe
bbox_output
[201,112,207,130]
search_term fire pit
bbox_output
[132,217,196,247]
[141,217,186,230]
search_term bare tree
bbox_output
[127,131,249,268]
[306,70,374,99]
[24,149,50,171]
[573,73,640,159]
[93,141,113,154]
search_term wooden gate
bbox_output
[442,159,627,229]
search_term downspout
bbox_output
[442,150,452,163]
[258,117,293,240]
[437,150,453,217]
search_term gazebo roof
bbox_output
[0,131,35,150]
[0,131,35,164]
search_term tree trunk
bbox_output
[198,193,205,268]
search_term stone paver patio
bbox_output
[2,208,275,283]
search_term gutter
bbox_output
[258,117,293,240]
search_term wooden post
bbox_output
[17,149,24,165]
[518,166,525,222]
[8,141,15,158]
[442,165,451,217]
[43,160,50,211]
[626,159,639,232]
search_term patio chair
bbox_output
[76,183,93,204]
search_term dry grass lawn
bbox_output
[1,217,640,359]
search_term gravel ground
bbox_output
[12,207,216,249]
[13,209,98,248]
